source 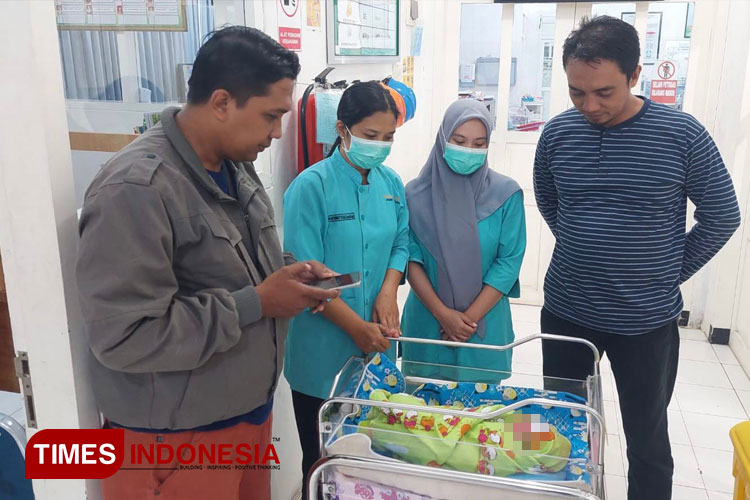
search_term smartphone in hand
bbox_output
[305,272,361,291]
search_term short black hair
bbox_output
[563,16,640,81]
[187,26,301,105]
[328,81,400,157]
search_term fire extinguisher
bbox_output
[297,67,340,173]
[297,70,417,173]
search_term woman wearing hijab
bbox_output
[401,98,526,381]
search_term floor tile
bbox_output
[504,373,544,390]
[682,411,742,451]
[511,361,543,376]
[509,304,542,324]
[681,340,720,363]
[694,447,734,493]
[707,491,733,500]
[736,390,750,416]
[668,409,691,446]
[512,343,543,365]
[616,403,626,440]
[723,364,750,391]
[677,359,732,388]
[602,374,617,402]
[675,383,747,418]
[672,485,709,499]
[603,400,620,436]
[513,320,540,336]
[713,345,740,366]
[605,474,627,500]
[604,372,621,402]
[605,434,625,477]
[612,377,619,397]
[680,328,708,342]
[603,399,625,437]
[672,443,705,489]
[669,395,680,411]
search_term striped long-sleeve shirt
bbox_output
[533,98,741,334]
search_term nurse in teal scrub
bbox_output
[402,98,526,382]
[282,81,409,490]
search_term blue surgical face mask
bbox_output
[342,127,392,170]
[443,142,488,175]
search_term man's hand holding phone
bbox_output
[256,261,341,318]
[305,271,362,291]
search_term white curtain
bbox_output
[136,1,214,103]
[58,30,122,101]
[56,0,213,102]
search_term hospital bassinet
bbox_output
[308,334,607,500]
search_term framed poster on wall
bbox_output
[56,0,187,31]
[327,0,399,64]
[621,11,636,25]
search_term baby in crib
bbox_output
[357,389,572,477]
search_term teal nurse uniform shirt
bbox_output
[283,148,409,399]
[401,190,526,382]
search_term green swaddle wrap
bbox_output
[358,389,572,477]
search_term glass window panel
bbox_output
[458,3,503,127]
[507,3,557,132]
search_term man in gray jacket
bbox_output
[76,27,338,500]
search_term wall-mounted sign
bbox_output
[278,0,302,51]
[650,60,678,104]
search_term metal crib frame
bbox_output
[313,334,607,500]
[309,455,604,500]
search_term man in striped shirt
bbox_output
[534,16,741,500]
